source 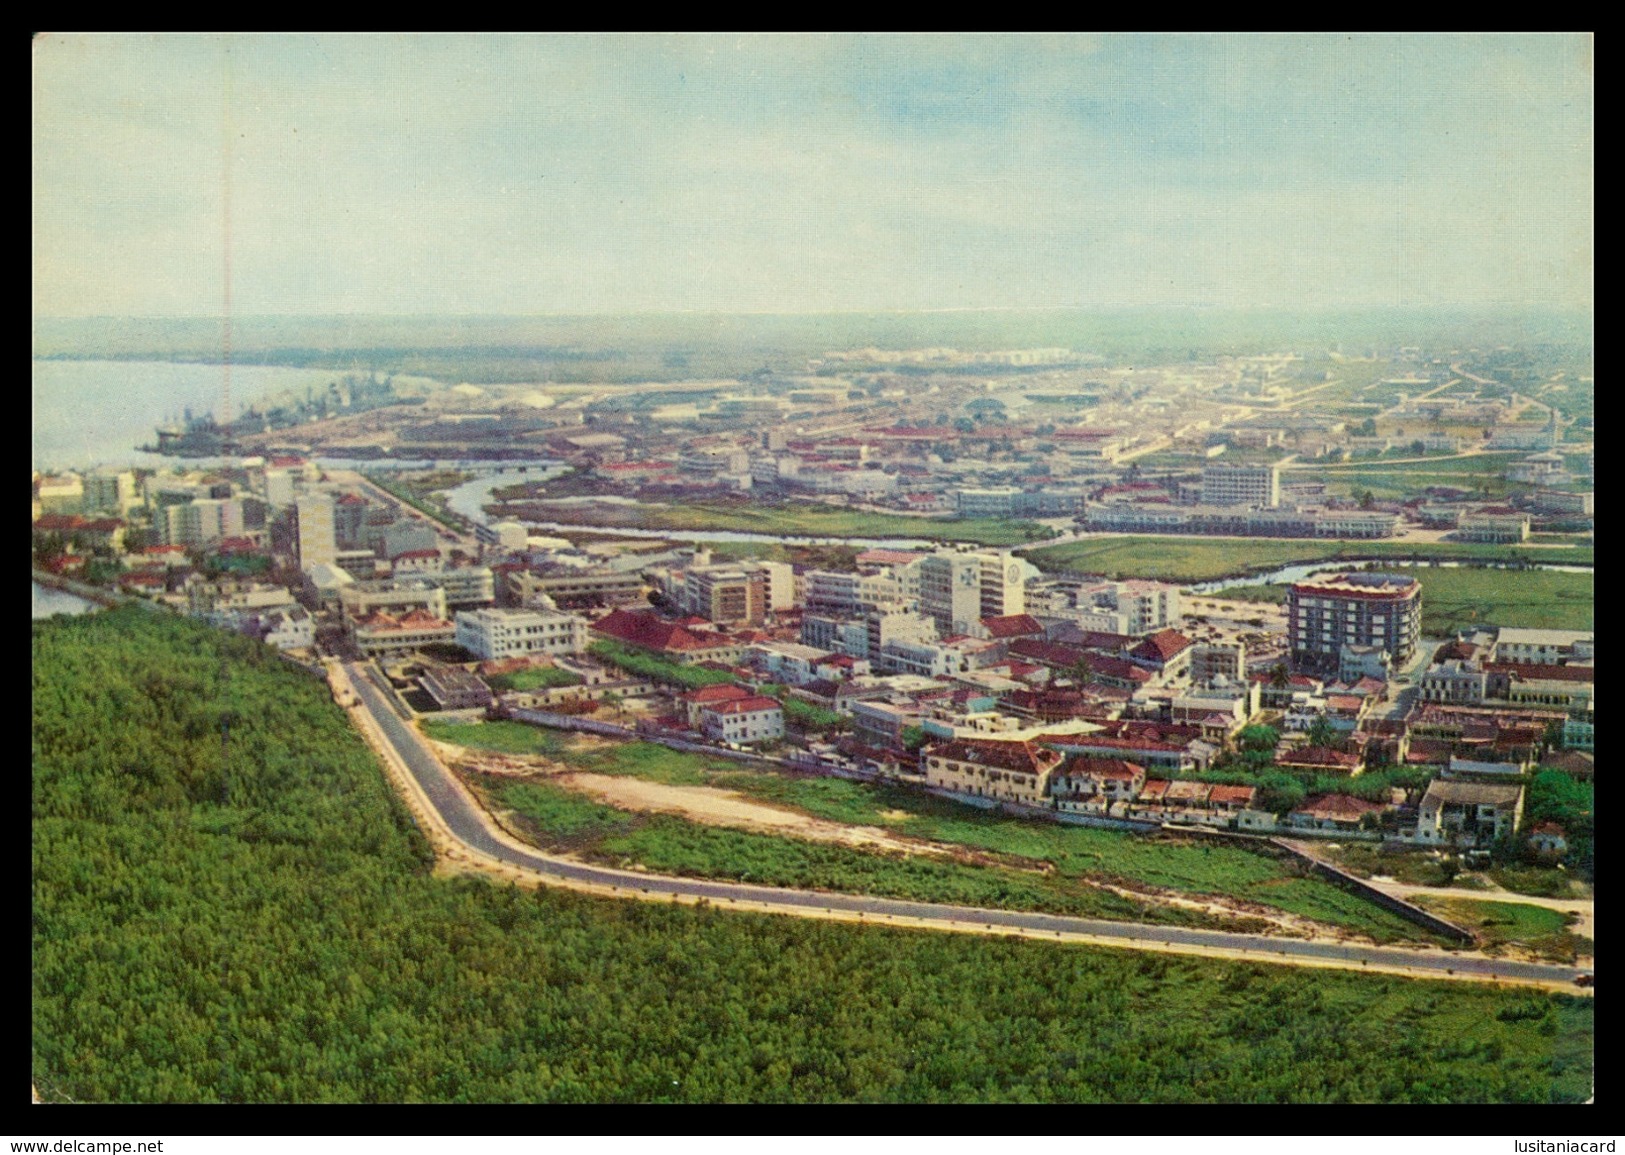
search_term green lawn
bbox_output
[420,717,566,757]
[1392,566,1593,634]
[1411,898,1588,963]
[588,640,741,690]
[485,666,584,693]
[1490,865,1586,900]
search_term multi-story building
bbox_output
[349,608,457,657]
[1200,462,1280,508]
[921,738,1064,806]
[1113,580,1180,633]
[1287,572,1421,676]
[295,493,337,570]
[1456,509,1531,543]
[427,566,497,610]
[918,548,1024,634]
[1492,628,1593,665]
[1188,642,1246,685]
[507,566,647,610]
[682,565,768,626]
[454,607,589,661]
[81,469,138,515]
[36,473,84,515]
[339,579,449,624]
[162,498,243,549]
[698,696,785,746]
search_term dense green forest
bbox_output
[33,608,1592,1102]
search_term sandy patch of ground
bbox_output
[445,744,1038,870]
[558,772,942,856]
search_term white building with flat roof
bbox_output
[455,606,589,661]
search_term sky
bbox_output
[32,33,1593,318]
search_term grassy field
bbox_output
[1023,536,1593,583]
[1411,898,1589,963]
[1324,845,1494,890]
[1394,566,1593,634]
[1216,565,1593,633]
[510,498,1055,547]
[428,725,1435,942]
[485,666,583,692]
[1287,453,1528,500]
[1491,865,1588,900]
[420,717,567,757]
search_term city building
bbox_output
[1200,461,1280,508]
[350,608,457,657]
[1287,572,1421,675]
[921,738,1064,806]
[295,493,337,570]
[681,564,768,626]
[454,607,589,661]
[698,696,785,746]
[419,666,496,712]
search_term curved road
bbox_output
[343,663,1592,990]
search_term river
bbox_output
[1184,557,1593,594]
[32,581,100,619]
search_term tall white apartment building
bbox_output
[295,493,337,571]
[1201,462,1280,508]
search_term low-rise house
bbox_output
[420,666,496,711]
[1412,779,1524,847]
[1287,793,1387,833]
[1276,745,1363,775]
[1049,757,1146,814]
[680,683,756,729]
[921,738,1065,806]
[1527,822,1569,858]
[590,608,746,665]
[1127,629,1196,684]
[699,695,785,746]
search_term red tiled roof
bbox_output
[1009,639,1088,668]
[982,614,1045,639]
[683,683,754,705]
[1294,793,1386,820]
[1062,756,1145,782]
[704,696,783,716]
[926,739,1063,775]
[1487,662,1595,683]
[1208,784,1257,806]
[1138,779,1171,801]
[592,609,734,654]
[1279,745,1361,769]
[1131,629,1194,663]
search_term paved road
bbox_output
[344,663,1592,989]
